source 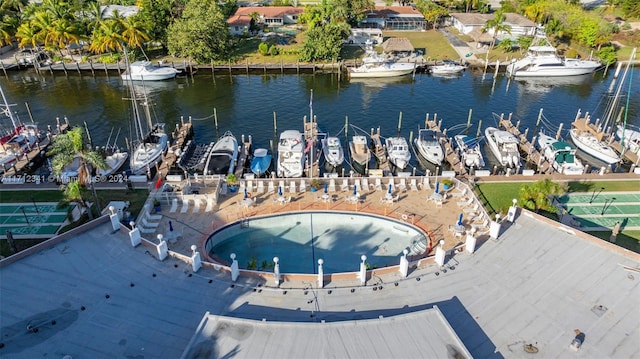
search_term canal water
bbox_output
[1,68,639,174]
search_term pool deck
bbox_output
[151,180,489,267]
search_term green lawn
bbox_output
[475,180,640,250]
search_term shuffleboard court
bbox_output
[557,192,640,230]
[0,203,75,239]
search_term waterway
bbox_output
[1,68,639,173]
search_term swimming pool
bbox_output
[205,211,429,274]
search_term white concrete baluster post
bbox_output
[230,253,239,282]
[359,255,367,286]
[399,249,409,278]
[507,198,517,223]
[157,234,168,261]
[489,214,502,241]
[317,259,324,288]
[466,228,477,254]
[128,221,141,247]
[435,239,446,267]
[273,257,280,286]
[109,206,120,232]
[191,245,202,272]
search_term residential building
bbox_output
[448,12,536,42]
[233,6,304,28]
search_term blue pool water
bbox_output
[206,211,428,274]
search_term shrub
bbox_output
[268,45,279,56]
[258,42,269,56]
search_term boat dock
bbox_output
[1,120,70,178]
[157,118,194,179]
[497,114,554,174]
[304,116,321,178]
[370,127,391,175]
[235,134,252,179]
[426,116,467,176]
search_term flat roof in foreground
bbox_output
[0,210,638,358]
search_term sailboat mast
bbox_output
[122,44,146,143]
[0,85,18,129]
[602,48,636,132]
[620,48,637,149]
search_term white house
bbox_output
[233,6,304,28]
[449,12,536,41]
[227,15,252,36]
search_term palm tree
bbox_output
[89,19,124,54]
[47,18,81,58]
[49,127,106,220]
[59,181,94,220]
[15,22,39,48]
[481,10,512,49]
[0,16,19,46]
[518,179,566,213]
[121,16,150,50]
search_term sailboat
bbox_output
[126,79,168,175]
[0,85,42,173]
[569,48,635,165]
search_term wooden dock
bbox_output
[304,116,321,178]
[369,127,391,176]
[425,116,467,176]
[157,119,194,179]
[2,122,70,177]
[498,114,553,174]
[235,134,252,178]
[610,141,639,165]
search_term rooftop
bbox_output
[0,180,639,358]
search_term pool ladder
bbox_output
[241,218,250,228]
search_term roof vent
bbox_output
[591,304,608,317]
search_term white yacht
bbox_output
[121,61,180,81]
[485,127,521,168]
[385,136,411,170]
[414,128,444,165]
[321,136,344,168]
[506,35,601,77]
[277,130,305,178]
[204,131,238,176]
[453,135,485,169]
[349,42,415,79]
[536,132,585,175]
[99,148,128,177]
[349,135,371,175]
[569,115,620,164]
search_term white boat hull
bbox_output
[121,61,179,81]
[349,63,415,78]
[484,127,521,168]
[569,129,620,164]
[414,130,444,165]
[454,135,485,168]
[130,133,169,175]
[277,130,305,178]
[536,132,584,175]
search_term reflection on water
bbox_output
[348,76,415,88]
[511,73,596,94]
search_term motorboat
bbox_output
[349,41,415,79]
[120,61,180,81]
[321,136,345,168]
[130,123,169,175]
[536,131,585,175]
[484,127,521,168]
[505,35,601,77]
[569,115,620,164]
[277,130,305,178]
[99,148,129,177]
[453,135,485,168]
[204,131,238,175]
[385,136,411,170]
[430,60,466,75]
[349,135,371,174]
[414,128,444,165]
[250,147,272,177]
[616,125,640,154]
[0,84,42,173]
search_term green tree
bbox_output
[518,179,566,213]
[49,127,106,220]
[59,181,94,220]
[121,16,150,49]
[136,0,184,49]
[415,0,448,30]
[166,0,231,63]
[482,10,511,49]
[89,19,124,54]
[298,21,349,62]
[49,127,106,188]
[258,42,268,55]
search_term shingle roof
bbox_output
[227,15,252,26]
[450,12,535,27]
[234,6,304,18]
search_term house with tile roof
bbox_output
[449,12,536,42]
[233,6,304,28]
[227,15,252,36]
